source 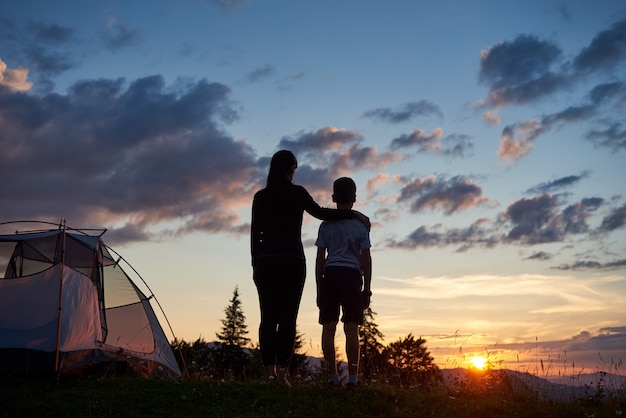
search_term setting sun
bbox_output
[470,356,488,370]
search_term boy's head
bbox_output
[332,177,357,205]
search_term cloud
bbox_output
[387,219,497,251]
[440,134,474,158]
[397,175,496,216]
[205,0,250,15]
[0,21,77,83]
[552,259,626,271]
[366,173,392,196]
[25,46,76,77]
[389,128,475,158]
[244,64,277,83]
[0,74,261,244]
[300,146,403,196]
[586,122,626,152]
[600,326,626,334]
[0,60,32,91]
[29,22,74,44]
[101,19,142,50]
[278,127,362,159]
[482,109,501,125]
[487,72,570,107]
[271,127,405,203]
[543,104,597,125]
[277,127,402,192]
[388,192,614,256]
[525,172,589,195]
[390,128,442,150]
[524,251,552,261]
[566,328,626,352]
[573,19,626,73]
[500,194,604,244]
[498,104,596,161]
[478,327,626,369]
[377,273,620,303]
[0,17,16,41]
[597,202,626,233]
[377,273,626,362]
[588,81,626,104]
[362,100,443,123]
[479,35,567,107]
[497,118,541,161]
[366,172,404,199]
[479,24,625,97]
[557,2,572,22]
[483,20,626,161]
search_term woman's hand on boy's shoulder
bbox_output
[352,210,371,231]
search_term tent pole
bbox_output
[54,218,67,374]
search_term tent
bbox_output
[0,221,182,378]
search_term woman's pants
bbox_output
[253,256,306,367]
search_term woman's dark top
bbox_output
[251,183,351,267]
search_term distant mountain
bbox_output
[440,367,626,402]
[200,346,625,401]
[546,371,626,388]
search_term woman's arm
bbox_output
[351,210,371,231]
[298,185,370,229]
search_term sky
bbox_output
[1,0,625,374]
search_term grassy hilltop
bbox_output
[2,371,624,418]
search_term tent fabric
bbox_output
[0,227,181,378]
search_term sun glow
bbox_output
[470,356,488,370]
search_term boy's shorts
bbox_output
[318,266,364,325]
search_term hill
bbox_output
[1,373,624,417]
[440,367,626,402]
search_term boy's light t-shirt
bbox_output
[315,218,371,272]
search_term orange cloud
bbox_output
[0,60,32,92]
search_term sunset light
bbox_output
[1,0,624,380]
[470,356,488,370]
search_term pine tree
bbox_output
[216,286,250,347]
[212,286,260,380]
[293,326,305,353]
[359,306,386,381]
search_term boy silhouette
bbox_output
[315,177,372,388]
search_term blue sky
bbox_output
[1,0,625,372]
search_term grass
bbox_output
[1,373,624,418]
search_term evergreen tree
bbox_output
[213,286,256,380]
[293,326,305,353]
[359,306,386,382]
[216,286,250,347]
[383,333,441,387]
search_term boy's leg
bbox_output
[319,267,341,384]
[344,322,360,380]
[335,267,363,385]
[322,322,338,376]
